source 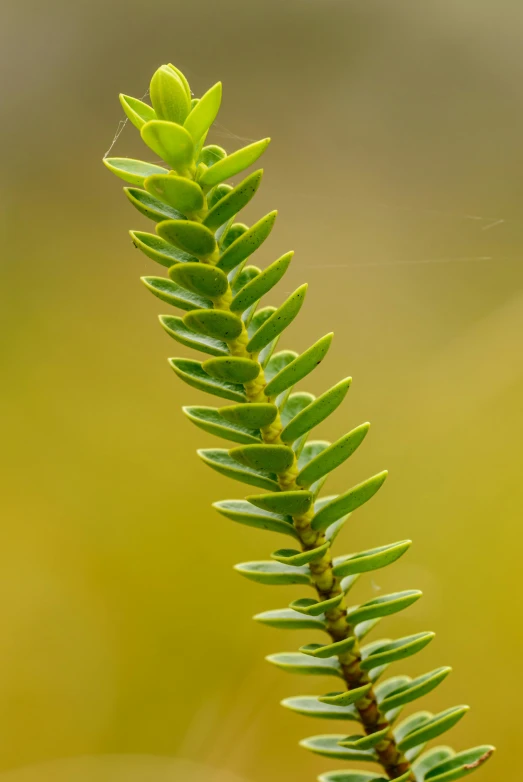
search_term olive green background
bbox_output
[2,0,522,780]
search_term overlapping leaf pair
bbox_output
[104,63,494,782]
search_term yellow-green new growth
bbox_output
[103,63,495,782]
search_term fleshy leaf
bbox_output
[397,706,469,752]
[183,309,243,340]
[199,138,271,187]
[319,774,411,782]
[149,65,191,124]
[132,231,198,266]
[235,561,310,585]
[141,276,211,311]
[199,145,227,168]
[230,251,294,312]
[184,82,222,144]
[264,333,334,397]
[157,219,217,259]
[424,746,495,782]
[266,653,342,678]
[333,541,412,578]
[311,471,388,531]
[379,667,452,713]
[360,633,435,671]
[281,696,358,721]
[160,315,227,356]
[103,157,168,186]
[281,393,316,429]
[265,350,299,382]
[169,358,245,401]
[144,175,204,216]
[218,403,278,429]
[182,405,261,444]
[141,120,195,172]
[299,734,376,761]
[271,541,329,566]
[346,590,422,625]
[297,423,370,487]
[124,188,185,222]
[300,636,355,658]
[413,747,456,782]
[229,444,295,474]
[203,170,263,230]
[339,727,390,750]
[217,212,277,273]
[203,357,260,384]
[213,500,298,539]
[119,94,156,130]
[253,608,326,631]
[246,285,308,353]
[231,264,260,296]
[169,262,229,298]
[319,685,372,707]
[247,490,313,516]
[290,594,344,617]
[281,377,352,444]
[198,448,279,491]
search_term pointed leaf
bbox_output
[219,403,277,429]
[271,541,330,566]
[141,120,194,172]
[361,633,435,671]
[379,667,452,713]
[346,590,422,626]
[214,500,298,539]
[230,251,294,313]
[149,65,191,124]
[182,405,260,444]
[160,315,227,356]
[333,541,412,578]
[142,276,211,311]
[297,423,370,487]
[312,471,388,531]
[198,448,279,491]
[183,309,243,340]
[299,734,375,762]
[281,393,316,429]
[202,356,260,384]
[424,746,495,782]
[248,490,313,516]
[339,727,390,750]
[301,636,355,658]
[253,608,326,631]
[265,333,334,397]
[281,377,352,444]
[246,284,308,353]
[184,81,222,143]
[157,219,216,259]
[217,211,277,273]
[229,444,295,474]
[290,593,344,617]
[319,685,372,707]
[124,188,185,222]
[395,712,433,746]
[103,157,168,186]
[266,653,342,678]
[199,138,271,187]
[281,696,358,721]
[235,561,310,585]
[413,747,456,782]
[398,706,469,753]
[119,94,156,130]
[144,175,204,216]
[169,262,229,298]
[132,231,198,266]
[169,357,245,401]
[204,170,263,230]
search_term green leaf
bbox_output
[290,593,344,617]
[319,685,372,707]
[160,315,227,356]
[230,251,294,313]
[221,221,248,250]
[203,356,260,384]
[247,285,308,353]
[144,175,204,216]
[124,188,185,222]
[299,734,375,761]
[229,444,295,474]
[182,405,261,444]
[208,183,233,210]
[300,636,355,658]
[311,471,388,531]
[217,212,277,273]
[424,746,495,782]
[264,333,334,397]
[361,633,435,671]
[319,773,411,782]
[354,618,381,641]
[346,590,422,625]
[281,696,358,721]
[281,377,352,444]
[141,276,211,311]
[203,170,263,230]
[235,561,310,585]
[253,608,326,631]
[218,403,278,429]
[141,120,195,172]
[339,727,390,750]
[379,667,452,713]
[103,157,168,186]
[149,65,191,124]
[119,94,156,130]
[281,393,316,429]
[199,145,227,168]
[271,541,330,566]
[333,541,412,578]
[213,500,298,539]
[199,138,271,187]
[183,309,243,341]
[296,423,370,488]
[231,264,260,297]
[132,231,198,266]
[398,706,469,753]
[266,653,342,678]
[247,490,313,516]
[413,747,456,782]
[265,350,299,381]
[184,81,222,144]
[157,219,217,259]
[169,262,229,298]
[198,448,279,491]
[169,358,245,401]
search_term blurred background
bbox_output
[2,0,522,779]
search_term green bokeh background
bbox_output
[2,1,522,780]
